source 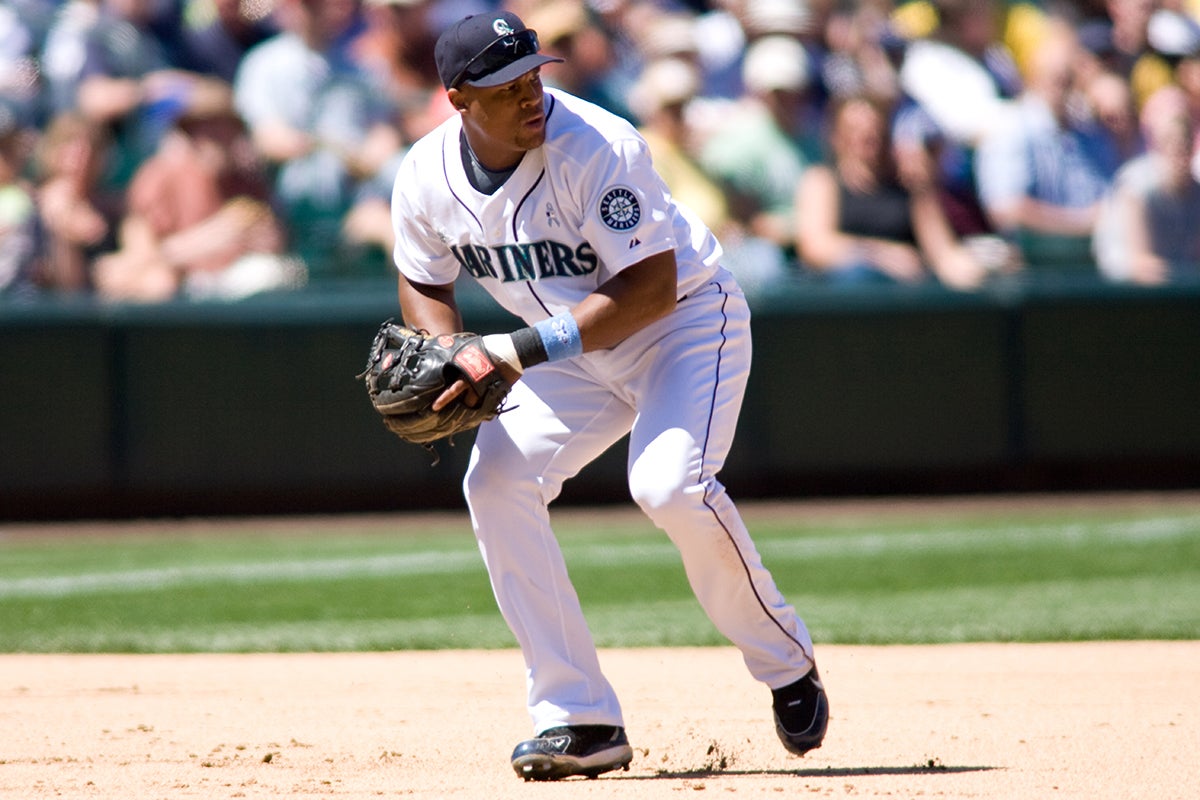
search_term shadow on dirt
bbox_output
[637,763,1000,780]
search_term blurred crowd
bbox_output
[2,0,1200,303]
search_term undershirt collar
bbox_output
[460,130,521,195]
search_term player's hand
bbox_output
[432,378,480,411]
[481,333,525,385]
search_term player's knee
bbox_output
[628,463,694,525]
[628,430,700,519]
[630,482,697,528]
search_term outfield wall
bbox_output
[3,277,1200,520]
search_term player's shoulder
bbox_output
[544,88,644,157]
[398,116,457,175]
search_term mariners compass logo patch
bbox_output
[598,186,641,231]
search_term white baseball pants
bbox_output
[464,276,815,734]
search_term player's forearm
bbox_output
[397,274,463,333]
[574,249,678,351]
[484,250,677,377]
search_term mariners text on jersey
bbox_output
[450,239,599,283]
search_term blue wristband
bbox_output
[534,312,583,362]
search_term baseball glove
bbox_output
[358,320,511,457]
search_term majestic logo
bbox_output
[598,186,640,231]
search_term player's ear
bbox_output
[448,87,469,113]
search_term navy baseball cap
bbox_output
[435,11,563,90]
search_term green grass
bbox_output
[2,499,1198,652]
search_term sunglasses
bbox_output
[450,28,541,89]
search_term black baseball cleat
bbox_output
[772,666,829,756]
[510,724,633,781]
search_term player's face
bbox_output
[453,68,548,171]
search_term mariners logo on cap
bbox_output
[493,18,515,35]
[598,186,641,231]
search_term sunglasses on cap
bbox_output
[450,28,542,89]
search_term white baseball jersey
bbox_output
[390,89,722,321]
[388,87,816,736]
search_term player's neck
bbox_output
[460,130,522,195]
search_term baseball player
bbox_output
[388,10,828,781]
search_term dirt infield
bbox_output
[3,642,1196,799]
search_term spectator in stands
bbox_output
[974,26,1123,272]
[233,0,404,278]
[0,0,55,130]
[699,33,817,266]
[1180,43,1200,179]
[333,0,435,265]
[353,0,444,106]
[0,111,41,298]
[897,0,1022,152]
[891,0,1025,270]
[521,0,637,123]
[891,99,1024,276]
[736,0,832,108]
[627,55,788,289]
[39,1,105,119]
[91,107,301,302]
[34,110,121,293]
[1077,0,1175,108]
[1149,5,1200,177]
[794,93,989,288]
[820,0,904,106]
[55,0,235,187]
[578,0,680,112]
[1083,68,1145,162]
[628,57,733,241]
[178,0,281,84]
[1093,84,1200,283]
